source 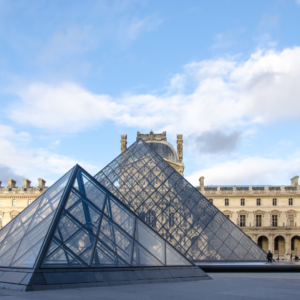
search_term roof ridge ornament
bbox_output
[137,131,167,141]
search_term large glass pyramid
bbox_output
[94,139,266,262]
[0,165,192,270]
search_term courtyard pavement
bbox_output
[0,272,300,299]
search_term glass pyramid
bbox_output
[0,165,192,269]
[94,139,266,262]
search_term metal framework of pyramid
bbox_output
[95,139,266,262]
[0,164,201,290]
[0,165,192,269]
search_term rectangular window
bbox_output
[272,215,278,227]
[287,215,294,227]
[225,199,229,206]
[273,198,277,206]
[241,199,245,206]
[240,215,246,227]
[12,199,17,206]
[289,198,293,206]
[225,215,230,219]
[28,199,32,205]
[209,199,213,204]
[256,215,262,227]
[257,198,261,206]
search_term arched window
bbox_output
[209,199,213,204]
[225,199,229,206]
[289,198,293,206]
[257,198,261,206]
[145,210,156,228]
[139,212,146,221]
[273,198,277,206]
[241,199,245,206]
[12,199,17,206]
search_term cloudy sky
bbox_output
[1,0,300,187]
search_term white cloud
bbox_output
[186,154,300,186]
[0,126,99,186]
[10,82,124,132]
[8,47,300,138]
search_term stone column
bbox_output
[121,135,127,153]
[177,134,183,162]
[269,234,274,253]
[285,234,291,256]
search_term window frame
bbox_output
[240,198,245,206]
[272,214,278,227]
[208,199,213,204]
[257,198,261,206]
[240,214,246,227]
[272,198,277,206]
[255,214,262,227]
[12,199,17,207]
[225,198,229,206]
[289,198,293,206]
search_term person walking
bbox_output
[266,250,273,264]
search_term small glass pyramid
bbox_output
[95,139,266,262]
[0,165,192,269]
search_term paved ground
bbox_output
[1,272,300,299]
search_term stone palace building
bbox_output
[1,131,299,260]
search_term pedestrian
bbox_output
[266,250,273,264]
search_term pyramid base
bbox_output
[0,266,210,291]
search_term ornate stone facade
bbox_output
[0,178,48,228]
[133,131,184,176]
[196,176,300,260]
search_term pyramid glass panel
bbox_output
[0,167,74,268]
[11,238,44,268]
[132,242,163,266]
[92,240,129,267]
[32,165,193,269]
[95,139,266,262]
[0,240,21,267]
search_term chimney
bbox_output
[121,135,127,153]
[7,179,16,188]
[290,176,299,186]
[38,178,46,189]
[199,176,205,189]
[23,178,31,189]
[177,134,183,162]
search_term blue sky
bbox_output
[1,0,300,187]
